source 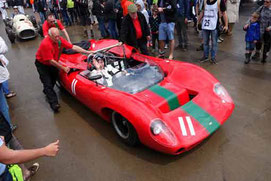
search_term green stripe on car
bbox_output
[149,85,180,111]
[182,101,220,134]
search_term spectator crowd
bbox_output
[0,0,270,64]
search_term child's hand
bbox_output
[254,40,257,43]
[243,24,249,30]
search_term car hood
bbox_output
[14,21,35,31]
[135,81,234,150]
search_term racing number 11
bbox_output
[178,117,196,136]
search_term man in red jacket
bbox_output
[35,27,92,112]
[42,12,71,43]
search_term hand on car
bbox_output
[63,66,70,73]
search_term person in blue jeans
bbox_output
[0,42,16,131]
[157,0,177,59]
[243,12,260,64]
[104,0,118,39]
[0,55,16,99]
[0,83,15,131]
[197,0,228,64]
[93,0,109,38]
[1,81,16,99]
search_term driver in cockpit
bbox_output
[90,53,121,86]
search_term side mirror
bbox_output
[89,74,102,81]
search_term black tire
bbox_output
[29,15,37,28]
[37,22,44,37]
[112,111,139,146]
[5,27,15,43]
[4,19,12,28]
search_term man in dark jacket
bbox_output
[60,0,72,26]
[104,0,118,39]
[120,3,150,55]
[34,0,47,23]
[92,0,108,38]
[157,0,177,59]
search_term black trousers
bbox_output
[152,33,159,49]
[255,31,271,56]
[35,60,59,106]
[137,39,149,55]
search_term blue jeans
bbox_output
[159,22,175,41]
[0,84,12,128]
[39,11,46,23]
[96,16,108,38]
[2,81,10,95]
[202,29,218,59]
[108,19,118,39]
[61,9,71,26]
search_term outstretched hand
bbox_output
[44,140,60,157]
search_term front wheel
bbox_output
[112,111,139,146]
[5,27,15,43]
[29,15,37,28]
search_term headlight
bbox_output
[150,119,177,147]
[213,83,232,103]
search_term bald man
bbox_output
[35,27,92,112]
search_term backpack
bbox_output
[8,164,23,181]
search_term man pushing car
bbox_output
[42,12,71,43]
[35,27,93,112]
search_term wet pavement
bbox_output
[1,2,271,181]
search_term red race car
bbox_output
[59,39,234,155]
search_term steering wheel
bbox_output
[87,53,94,64]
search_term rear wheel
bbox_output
[29,15,37,28]
[5,27,15,43]
[112,111,139,146]
[37,22,43,37]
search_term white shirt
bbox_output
[202,0,219,30]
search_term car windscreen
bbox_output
[110,61,164,94]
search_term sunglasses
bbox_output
[264,1,271,3]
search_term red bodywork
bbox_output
[59,39,234,155]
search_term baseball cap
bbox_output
[128,4,138,13]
